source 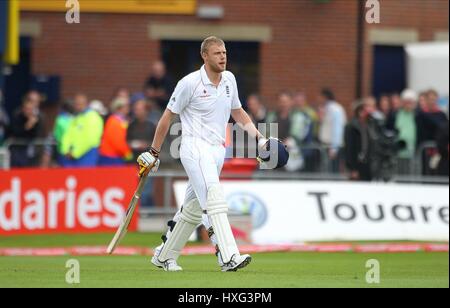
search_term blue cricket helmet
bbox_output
[258,138,290,169]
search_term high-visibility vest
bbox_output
[61,109,104,159]
[99,114,132,159]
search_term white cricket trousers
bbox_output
[176,136,226,230]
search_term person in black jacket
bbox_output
[436,121,449,176]
[345,100,372,181]
[416,89,449,175]
[9,99,44,167]
[127,99,157,207]
[144,61,173,111]
[127,99,157,161]
[416,89,448,146]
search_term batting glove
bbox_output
[137,147,160,177]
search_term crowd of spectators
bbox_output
[0,61,448,185]
[344,89,449,180]
[246,88,448,179]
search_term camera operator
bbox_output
[368,109,407,182]
[346,96,407,182]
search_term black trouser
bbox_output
[356,163,372,181]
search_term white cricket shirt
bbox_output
[167,65,242,145]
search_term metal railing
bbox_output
[3,138,54,147]
[1,138,55,169]
[1,138,447,176]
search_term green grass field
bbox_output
[0,233,448,288]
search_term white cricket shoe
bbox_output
[151,244,182,272]
[221,254,252,272]
[151,256,183,272]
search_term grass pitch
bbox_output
[0,233,448,288]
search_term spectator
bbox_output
[130,92,146,106]
[427,89,448,120]
[25,90,48,131]
[390,92,403,113]
[146,98,163,127]
[99,98,133,166]
[395,90,418,160]
[418,92,429,112]
[53,100,74,166]
[9,99,44,167]
[105,88,131,121]
[266,92,293,142]
[90,100,108,121]
[435,121,449,176]
[22,90,43,114]
[246,94,267,126]
[294,92,319,140]
[233,94,266,160]
[378,94,391,118]
[318,88,347,173]
[417,89,449,146]
[0,90,9,145]
[41,100,74,169]
[267,92,310,171]
[144,61,173,110]
[415,89,448,175]
[60,93,104,167]
[113,87,130,101]
[293,92,320,172]
[130,93,162,126]
[267,92,311,143]
[127,99,156,160]
[345,100,373,181]
[363,96,377,112]
[381,92,401,130]
[127,99,157,206]
[392,89,418,175]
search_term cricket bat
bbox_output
[106,174,148,254]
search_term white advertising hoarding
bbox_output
[174,181,449,244]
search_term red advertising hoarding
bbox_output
[0,167,139,235]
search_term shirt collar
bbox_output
[201,65,225,86]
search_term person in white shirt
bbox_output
[318,88,347,173]
[137,36,286,272]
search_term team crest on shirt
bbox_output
[199,89,211,98]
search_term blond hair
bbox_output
[200,36,225,55]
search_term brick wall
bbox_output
[22,0,448,113]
